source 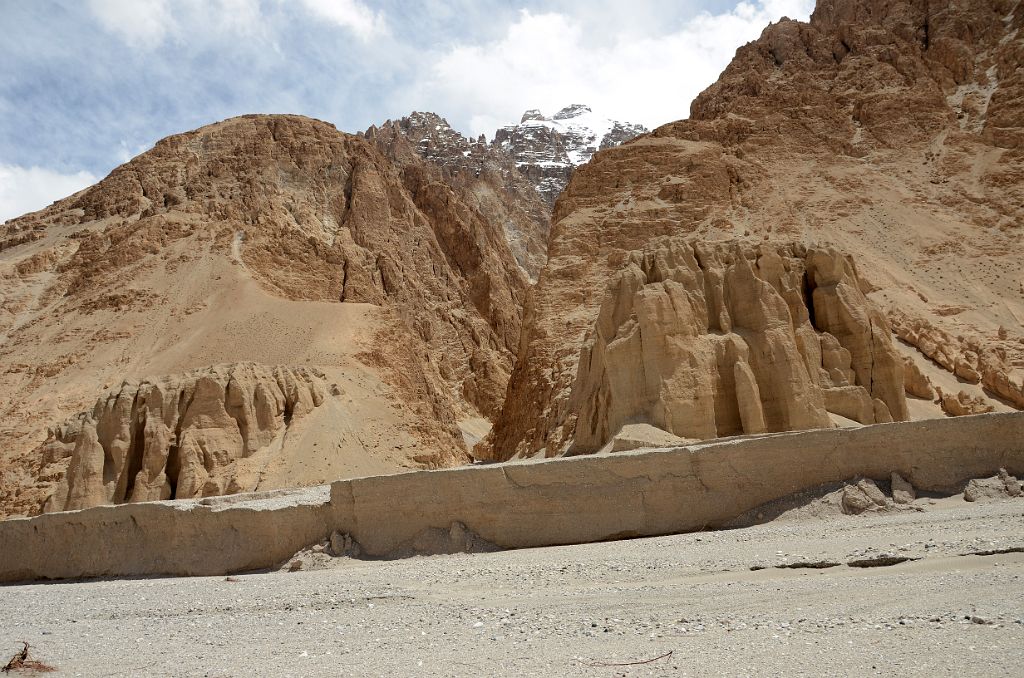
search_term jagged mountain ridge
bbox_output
[364,111,551,279]
[493,104,648,204]
[372,105,649,217]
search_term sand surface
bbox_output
[2,497,1021,676]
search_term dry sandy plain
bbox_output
[1,495,1022,677]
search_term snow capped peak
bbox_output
[376,105,646,208]
[493,105,648,204]
[552,104,592,120]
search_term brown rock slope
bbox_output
[0,114,529,517]
[484,0,1024,460]
[365,112,551,280]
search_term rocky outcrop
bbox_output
[365,112,550,279]
[841,478,888,514]
[891,472,916,504]
[963,468,1023,502]
[936,387,996,417]
[901,354,936,399]
[38,363,328,512]
[561,240,906,454]
[493,105,647,204]
[892,311,1024,410]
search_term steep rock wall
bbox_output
[565,239,906,454]
[485,0,1024,460]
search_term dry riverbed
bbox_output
[2,497,1023,676]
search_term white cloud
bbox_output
[298,0,387,40]
[87,0,176,47]
[87,0,266,48]
[413,0,815,136]
[0,165,98,223]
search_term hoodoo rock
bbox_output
[517,239,907,456]
[482,0,1023,461]
[40,363,327,512]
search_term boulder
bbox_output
[842,478,888,514]
[901,354,935,399]
[891,472,916,504]
[600,423,694,453]
[964,469,1022,502]
[936,387,995,417]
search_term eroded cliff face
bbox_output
[484,0,1023,460]
[523,240,907,456]
[0,114,529,516]
[40,364,327,512]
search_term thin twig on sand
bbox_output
[583,650,674,667]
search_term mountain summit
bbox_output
[493,105,648,203]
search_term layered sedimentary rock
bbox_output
[40,363,327,512]
[484,0,1023,460]
[0,114,530,517]
[532,239,906,455]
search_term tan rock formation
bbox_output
[936,386,996,417]
[901,354,936,399]
[891,472,916,504]
[484,0,1023,459]
[492,237,906,457]
[600,424,695,453]
[892,311,1024,409]
[39,363,327,512]
[841,478,888,514]
[964,468,1023,502]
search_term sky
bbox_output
[0,0,814,222]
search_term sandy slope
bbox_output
[0,212,431,515]
[1,497,1021,676]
